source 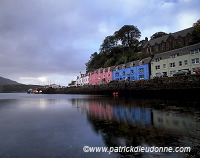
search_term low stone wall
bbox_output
[43,74,200,98]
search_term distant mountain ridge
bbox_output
[0,76,21,91]
[0,76,20,86]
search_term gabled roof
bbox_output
[172,27,194,38]
[152,43,200,62]
[144,35,169,47]
[144,27,194,47]
[140,57,152,65]
[113,57,152,70]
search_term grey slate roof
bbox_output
[140,57,152,65]
[151,43,200,62]
[113,57,152,70]
[144,27,194,47]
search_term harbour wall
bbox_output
[43,74,200,98]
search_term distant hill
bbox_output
[0,76,20,91]
[0,76,44,93]
[0,76,20,85]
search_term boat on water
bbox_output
[27,89,33,94]
[27,89,42,94]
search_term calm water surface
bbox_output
[0,93,199,158]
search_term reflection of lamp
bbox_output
[39,99,47,110]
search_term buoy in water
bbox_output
[113,92,119,96]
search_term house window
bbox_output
[166,43,169,50]
[162,43,165,50]
[123,71,125,75]
[155,57,161,62]
[155,65,160,70]
[155,46,159,52]
[108,74,110,77]
[139,75,144,80]
[190,49,200,55]
[170,54,179,58]
[169,62,175,68]
[156,72,161,76]
[130,70,134,74]
[115,73,119,77]
[139,68,144,73]
[191,58,199,64]
[179,61,182,66]
[173,41,176,48]
[163,64,166,69]
[184,60,188,65]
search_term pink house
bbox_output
[89,67,113,85]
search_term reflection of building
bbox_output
[153,110,200,134]
[114,106,152,125]
[71,98,89,114]
[89,102,114,120]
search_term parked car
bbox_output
[194,68,200,74]
[173,70,191,76]
[109,80,118,83]
[153,73,168,78]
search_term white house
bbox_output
[75,72,89,86]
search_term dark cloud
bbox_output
[0,0,199,85]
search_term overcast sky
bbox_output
[0,0,199,86]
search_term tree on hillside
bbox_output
[99,35,117,53]
[114,25,141,48]
[85,52,98,72]
[192,19,200,43]
[85,25,142,71]
[150,32,168,40]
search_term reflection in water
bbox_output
[153,110,200,135]
[0,94,199,158]
[89,102,114,120]
[114,106,152,125]
[71,97,200,158]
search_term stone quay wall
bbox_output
[44,74,200,98]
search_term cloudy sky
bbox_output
[0,0,199,86]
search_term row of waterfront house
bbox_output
[75,27,200,86]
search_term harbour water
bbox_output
[0,93,199,158]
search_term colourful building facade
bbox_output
[89,67,113,85]
[112,57,151,81]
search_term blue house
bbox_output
[112,57,151,81]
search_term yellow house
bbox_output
[151,43,200,78]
